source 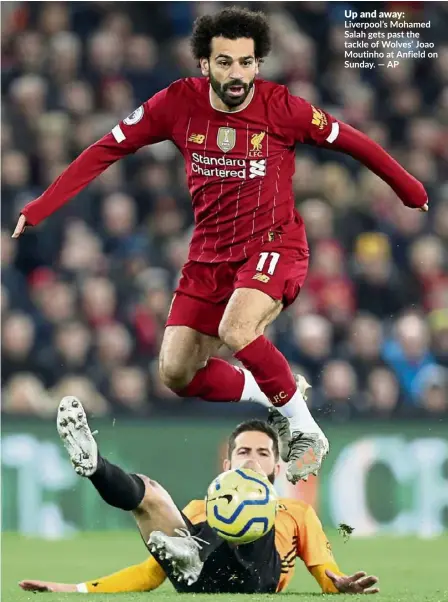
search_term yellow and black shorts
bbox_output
[151,512,281,594]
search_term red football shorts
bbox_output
[166,245,310,338]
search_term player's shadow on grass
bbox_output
[275,594,322,598]
[174,594,323,598]
[192,595,323,598]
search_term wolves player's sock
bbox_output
[89,454,145,511]
[177,357,245,401]
[235,336,321,433]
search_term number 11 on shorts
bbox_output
[256,252,280,275]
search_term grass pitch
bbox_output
[3,531,447,601]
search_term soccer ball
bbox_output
[205,468,277,544]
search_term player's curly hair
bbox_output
[228,420,279,461]
[190,6,271,62]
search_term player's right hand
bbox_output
[19,579,77,592]
[418,203,429,212]
[12,214,27,238]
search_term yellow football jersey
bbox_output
[84,497,342,594]
[183,497,339,592]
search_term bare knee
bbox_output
[159,326,220,392]
[135,475,169,514]
[159,356,197,391]
[133,475,186,538]
[219,290,282,352]
[159,328,200,390]
[218,319,256,352]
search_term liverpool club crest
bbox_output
[217,127,236,153]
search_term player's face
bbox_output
[202,37,259,109]
[225,431,280,484]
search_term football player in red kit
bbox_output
[13,8,428,483]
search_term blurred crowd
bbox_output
[2,2,448,420]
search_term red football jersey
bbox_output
[109,78,340,262]
[21,77,427,250]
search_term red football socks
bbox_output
[177,357,245,402]
[176,337,298,409]
[235,335,296,407]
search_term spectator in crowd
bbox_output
[51,375,110,417]
[286,315,333,384]
[365,367,401,418]
[108,365,150,415]
[2,312,38,385]
[1,229,30,310]
[352,233,415,319]
[38,320,93,387]
[2,373,54,417]
[314,360,364,423]
[339,314,386,390]
[306,240,355,330]
[417,366,448,415]
[382,313,440,405]
[428,310,448,368]
[409,235,447,312]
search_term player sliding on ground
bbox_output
[19,397,379,595]
[12,8,428,482]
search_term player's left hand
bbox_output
[19,579,77,592]
[325,569,379,594]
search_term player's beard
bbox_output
[209,71,255,108]
[267,471,275,485]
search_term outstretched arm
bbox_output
[284,94,428,211]
[12,88,172,237]
[324,121,428,211]
[295,504,379,595]
[19,555,167,594]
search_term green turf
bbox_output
[2,531,447,601]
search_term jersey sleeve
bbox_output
[82,555,166,593]
[295,504,336,567]
[281,92,340,147]
[110,87,173,152]
[292,504,344,593]
[309,563,344,594]
[280,87,427,209]
[182,500,207,524]
[20,87,175,227]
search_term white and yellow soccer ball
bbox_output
[205,468,278,544]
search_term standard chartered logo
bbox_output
[249,159,266,179]
[328,436,448,537]
[191,152,266,179]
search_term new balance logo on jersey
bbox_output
[249,159,266,179]
[188,134,205,144]
[253,272,270,283]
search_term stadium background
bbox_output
[1,0,447,575]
